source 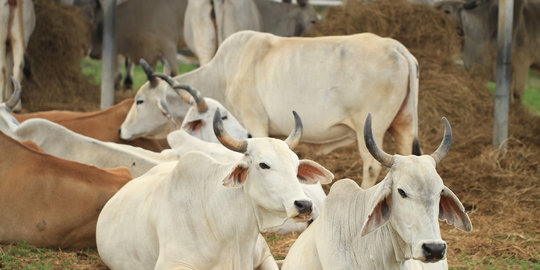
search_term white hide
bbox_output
[13,118,175,177]
[0,0,35,110]
[121,31,420,189]
[167,129,327,234]
[282,157,472,269]
[97,138,333,270]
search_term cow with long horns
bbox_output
[282,113,472,269]
[97,110,334,270]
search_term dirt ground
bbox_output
[7,0,539,269]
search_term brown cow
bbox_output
[13,98,168,151]
[0,131,132,248]
[435,0,540,103]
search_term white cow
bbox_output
[0,0,35,111]
[150,72,251,142]
[167,128,327,234]
[120,31,420,188]
[184,0,317,65]
[97,110,334,270]
[282,114,472,269]
[13,118,176,177]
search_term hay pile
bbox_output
[268,1,540,267]
[21,0,100,112]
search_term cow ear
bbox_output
[298,159,334,185]
[157,98,172,120]
[439,186,473,232]
[223,162,249,187]
[183,120,203,133]
[361,184,392,236]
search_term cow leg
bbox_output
[354,118,386,189]
[510,57,530,105]
[123,58,134,90]
[0,0,9,103]
[388,114,415,156]
[186,1,217,65]
[8,2,26,111]
[161,48,178,77]
[114,54,124,90]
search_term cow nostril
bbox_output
[118,129,122,135]
[294,200,313,214]
[422,243,446,261]
[247,133,252,138]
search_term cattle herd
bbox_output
[1,0,538,269]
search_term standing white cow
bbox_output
[120,31,420,188]
[97,110,334,270]
[282,114,472,269]
[0,0,35,111]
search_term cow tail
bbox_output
[397,45,421,155]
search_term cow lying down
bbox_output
[282,114,472,269]
[0,130,132,248]
[97,110,334,270]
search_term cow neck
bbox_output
[332,179,410,268]
[167,155,260,253]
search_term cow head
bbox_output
[294,1,318,36]
[360,113,472,263]
[120,60,191,140]
[154,73,250,143]
[435,0,500,73]
[214,109,334,231]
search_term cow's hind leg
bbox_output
[8,3,25,111]
[354,117,387,189]
[388,111,415,156]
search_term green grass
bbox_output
[0,242,104,269]
[80,58,198,92]
[486,70,540,114]
[450,253,540,270]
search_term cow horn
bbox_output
[5,77,22,111]
[430,117,452,164]
[153,73,192,104]
[139,59,158,87]
[284,111,303,149]
[363,113,394,167]
[174,85,208,113]
[214,109,247,153]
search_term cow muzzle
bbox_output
[292,200,313,222]
[413,240,447,262]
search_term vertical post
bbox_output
[100,0,116,109]
[493,0,513,151]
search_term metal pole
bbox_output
[100,0,116,109]
[493,0,513,151]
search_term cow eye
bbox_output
[398,188,407,198]
[136,100,144,105]
[259,163,270,169]
[221,115,228,120]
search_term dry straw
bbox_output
[22,0,100,112]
